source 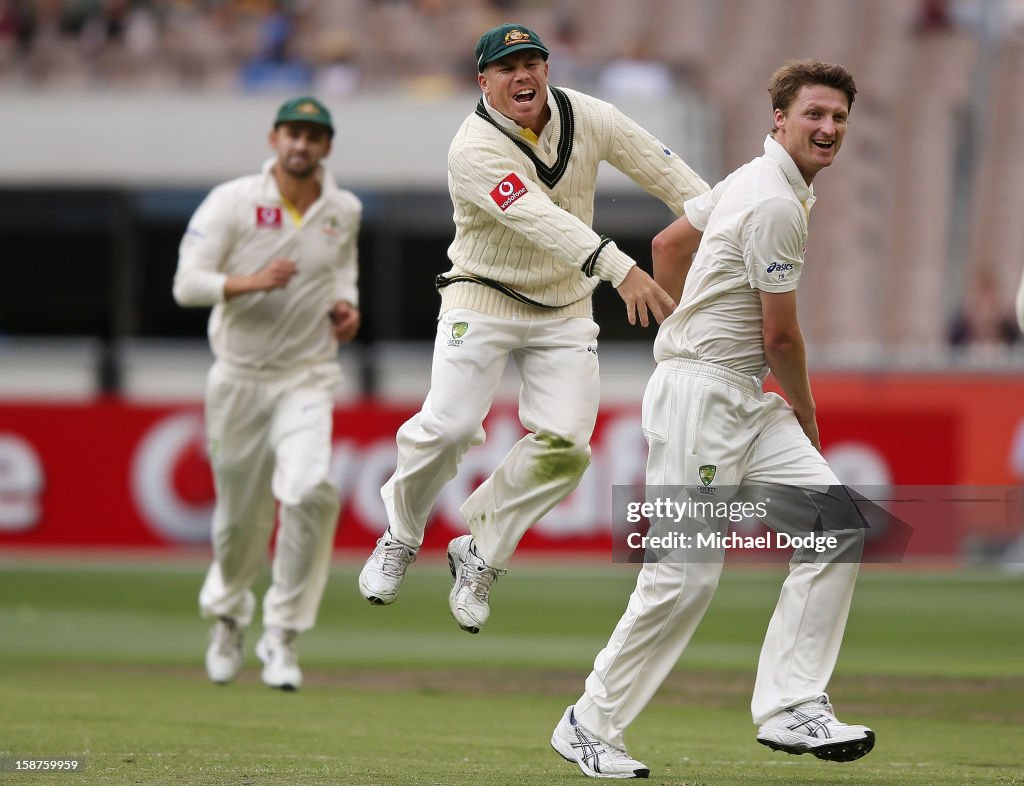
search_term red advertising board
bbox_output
[1,374,1023,558]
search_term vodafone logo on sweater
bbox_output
[490,173,528,211]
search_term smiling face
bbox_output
[478,49,550,135]
[269,121,332,179]
[773,84,849,184]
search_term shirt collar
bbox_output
[482,87,557,152]
[260,157,335,200]
[763,135,815,207]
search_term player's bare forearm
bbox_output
[224,259,298,299]
[764,336,819,450]
[652,216,703,304]
[760,288,818,447]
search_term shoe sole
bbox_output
[358,574,398,606]
[447,548,480,634]
[359,586,394,606]
[757,730,875,762]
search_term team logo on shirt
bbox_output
[448,321,469,347]
[699,464,717,487]
[255,206,282,228]
[321,216,342,239]
[490,173,528,211]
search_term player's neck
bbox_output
[273,164,322,216]
[525,105,551,137]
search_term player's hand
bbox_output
[795,410,821,452]
[223,259,298,299]
[253,259,298,291]
[330,300,361,344]
[614,266,676,327]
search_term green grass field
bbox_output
[1,558,1022,785]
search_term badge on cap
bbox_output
[504,29,531,46]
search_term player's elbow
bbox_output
[172,273,206,308]
[651,228,678,260]
[762,327,802,356]
[172,277,194,307]
[651,233,684,279]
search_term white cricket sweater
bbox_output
[441,86,709,320]
[173,159,361,373]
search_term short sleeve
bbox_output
[744,196,805,292]
[683,190,714,232]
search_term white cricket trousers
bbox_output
[575,358,863,748]
[198,360,341,632]
[382,308,600,570]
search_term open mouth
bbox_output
[812,139,835,150]
[513,89,536,104]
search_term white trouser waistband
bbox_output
[657,357,763,397]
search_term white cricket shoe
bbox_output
[255,627,302,691]
[446,535,505,634]
[757,693,875,762]
[551,705,650,779]
[205,616,244,685]
[358,529,418,605]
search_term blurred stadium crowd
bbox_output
[2,0,1024,366]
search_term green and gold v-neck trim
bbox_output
[474,87,575,189]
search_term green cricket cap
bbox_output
[475,23,549,72]
[274,96,334,136]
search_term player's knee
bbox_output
[831,526,866,561]
[669,568,721,608]
[531,432,591,487]
[637,564,720,618]
[211,455,250,487]
[419,414,485,452]
[281,479,339,516]
[686,567,723,601]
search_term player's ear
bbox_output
[478,70,488,93]
[268,127,279,148]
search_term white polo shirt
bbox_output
[653,135,815,378]
[173,159,361,373]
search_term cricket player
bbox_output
[551,60,874,779]
[173,96,361,691]
[358,23,709,633]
